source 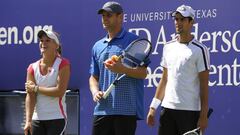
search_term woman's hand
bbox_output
[24,121,32,135]
[25,81,36,93]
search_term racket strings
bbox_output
[122,40,152,68]
[128,41,151,58]
[135,40,151,53]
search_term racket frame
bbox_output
[102,38,152,99]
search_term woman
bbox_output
[24,29,70,135]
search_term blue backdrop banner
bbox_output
[0,0,239,135]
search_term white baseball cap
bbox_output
[172,5,195,19]
[37,29,60,45]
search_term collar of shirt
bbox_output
[103,28,126,43]
[176,35,196,45]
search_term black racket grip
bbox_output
[207,108,213,118]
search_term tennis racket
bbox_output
[102,38,152,99]
[182,108,213,135]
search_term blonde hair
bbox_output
[57,44,62,55]
[53,31,62,55]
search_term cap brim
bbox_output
[37,30,60,45]
[171,11,194,19]
[37,30,47,38]
[171,11,178,17]
[98,8,113,14]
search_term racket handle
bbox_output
[103,84,115,99]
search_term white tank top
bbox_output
[32,57,67,120]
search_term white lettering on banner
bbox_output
[8,27,18,45]
[145,66,163,88]
[209,58,240,86]
[130,23,240,55]
[124,9,217,23]
[0,25,53,46]
[123,14,127,23]
[0,27,8,45]
[154,26,167,55]
[129,11,172,22]
[232,30,240,52]
[129,24,240,87]
[195,9,217,18]
[129,28,152,42]
[23,26,34,44]
[145,59,240,88]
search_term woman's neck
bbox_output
[41,54,57,66]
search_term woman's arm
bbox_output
[24,70,36,135]
[37,65,70,97]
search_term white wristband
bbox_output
[150,98,161,110]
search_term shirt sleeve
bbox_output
[89,47,99,76]
[59,57,70,70]
[160,44,167,68]
[27,64,34,76]
[196,46,210,72]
